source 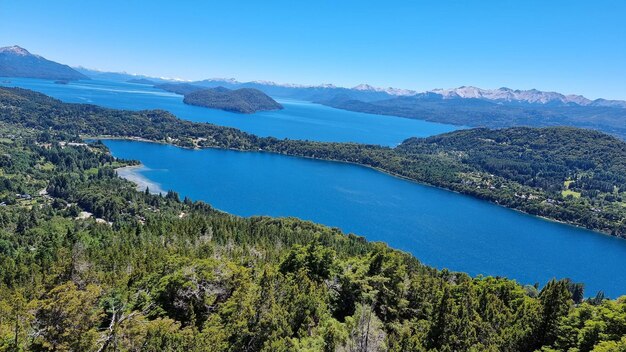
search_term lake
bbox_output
[105,139,626,298]
[0,77,457,146]
[4,77,626,297]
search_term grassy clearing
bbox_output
[562,179,581,198]
[562,189,581,198]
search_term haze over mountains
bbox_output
[3,45,625,108]
[2,45,625,138]
[75,65,626,109]
[0,45,88,81]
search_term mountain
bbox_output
[183,87,283,113]
[189,79,395,102]
[429,86,626,108]
[0,45,88,80]
[74,66,177,83]
[155,82,205,95]
[73,67,626,108]
[127,78,156,85]
[319,92,626,140]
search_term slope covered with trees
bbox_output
[183,87,283,113]
[319,94,626,140]
[0,122,625,351]
[155,83,284,113]
[0,86,624,236]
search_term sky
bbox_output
[1,0,625,99]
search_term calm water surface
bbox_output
[0,77,457,145]
[4,77,626,297]
[105,140,626,298]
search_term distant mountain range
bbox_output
[74,67,185,84]
[0,45,88,80]
[1,45,624,138]
[71,64,626,109]
[428,86,626,108]
[149,79,626,139]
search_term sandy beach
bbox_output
[115,165,165,194]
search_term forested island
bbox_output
[0,90,625,350]
[156,83,283,113]
[1,87,624,237]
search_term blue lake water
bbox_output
[4,77,626,297]
[0,77,457,146]
[105,140,626,298]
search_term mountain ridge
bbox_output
[0,45,88,80]
[73,64,626,108]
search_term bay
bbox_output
[105,139,626,298]
[0,77,457,146]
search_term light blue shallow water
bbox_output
[4,77,626,297]
[105,140,626,298]
[0,77,457,146]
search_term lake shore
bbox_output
[115,164,165,194]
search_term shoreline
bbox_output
[115,164,165,195]
[94,135,618,238]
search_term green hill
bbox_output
[183,87,283,113]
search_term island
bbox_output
[0,85,622,352]
[183,87,283,113]
[155,83,283,113]
[1,86,624,237]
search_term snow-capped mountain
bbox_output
[428,86,626,108]
[0,45,88,80]
[0,45,37,57]
[352,84,417,96]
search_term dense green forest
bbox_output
[155,83,205,95]
[155,83,283,113]
[318,94,626,140]
[0,118,625,350]
[183,87,283,113]
[1,87,624,236]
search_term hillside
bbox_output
[0,92,624,352]
[0,86,624,235]
[155,82,205,95]
[398,127,626,193]
[319,94,626,140]
[127,78,156,85]
[0,45,88,80]
[183,87,283,113]
[155,83,283,113]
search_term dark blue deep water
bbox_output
[0,77,456,145]
[4,77,626,297]
[105,140,626,298]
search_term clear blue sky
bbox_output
[1,0,625,99]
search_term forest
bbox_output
[318,94,626,140]
[182,87,283,113]
[1,87,624,236]
[0,117,625,350]
[155,84,284,113]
